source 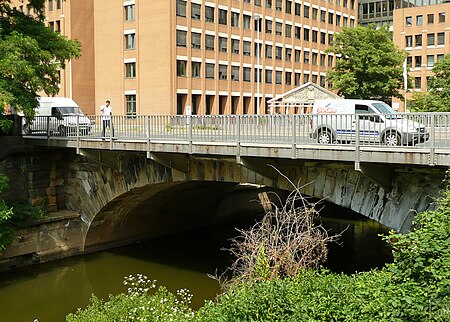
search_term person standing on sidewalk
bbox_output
[100,100,114,139]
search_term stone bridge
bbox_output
[0,138,446,268]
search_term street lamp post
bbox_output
[254,14,261,115]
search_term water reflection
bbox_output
[0,211,392,322]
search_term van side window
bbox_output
[355,105,370,114]
[51,107,59,117]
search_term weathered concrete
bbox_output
[0,148,446,270]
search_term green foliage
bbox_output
[326,25,407,100]
[67,274,195,322]
[0,174,13,251]
[0,1,80,122]
[67,178,450,321]
[410,54,450,112]
[0,174,48,251]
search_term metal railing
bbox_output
[21,113,450,149]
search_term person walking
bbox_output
[100,100,114,139]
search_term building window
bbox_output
[328,55,333,67]
[265,20,273,34]
[206,63,214,79]
[177,60,187,77]
[416,15,422,26]
[312,30,318,43]
[285,24,292,38]
[328,12,334,25]
[438,12,445,23]
[241,41,249,56]
[295,3,301,16]
[427,14,434,24]
[219,37,227,52]
[125,62,136,78]
[125,5,135,21]
[405,35,412,47]
[285,72,292,85]
[312,53,318,65]
[125,33,136,50]
[126,95,136,118]
[295,72,301,86]
[267,0,273,9]
[427,55,434,67]
[437,32,445,45]
[295,49,301,62]
[191,32,201,49]
[320,54,326,66]
[414,56,422,68]
[414,77,421,89]
[191,3,201,20]
[286,0,292,13]
[176,0,186,17]
[275,22,282,36]
[304,5,310,18]
[219,9,227,25]
[265,44,272,58]
[276,71,282,84]
[320,76,326,87]
[304,28,310,41]
[176,30,187,47]
[312,75,318,84]
[205,6,214,22]
[232,39,240,54]
[320,32,326,45]
[415,34,422,47]
[191,61,201,78]
[321,10,326,22]
[427,33,435,46]
[243,67,251,82]
[336,14,341,26]
[56,0,62,9]
[312,8,318,20]
[231,12,239,27]
[303,73,309,83]
[304,51,310,64]
[49,0,53,11]
[275,46,282,60]
[231,66,240,81]
[285,48,292,61]
[265,70,272,84]
[205,34,215,50]
[295,26,301,39]
[406,16,412,26]
[437,54,444,62]
[243,15,251,29]
[276,0,282,11]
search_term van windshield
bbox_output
[57,107,83,115]
[371,102,401,119]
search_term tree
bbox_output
[0,0,80,124]
[325,25,407,101]
[410,54,450,112]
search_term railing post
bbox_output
[146,115,151,159]
[188,115,192,154]
[46,117,50,138]
[291,115,296,159]
[429,114,435,166]
[76,115,80,154]
[236,115,241,164]
[355,115,361,171]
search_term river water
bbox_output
[0,211,392,322]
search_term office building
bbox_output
[393,2,450,107]
[13,0,356,115]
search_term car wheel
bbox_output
[58,125,67,137]
[384,131,400,146]
[317,130,332,144]
[23,124,32,135]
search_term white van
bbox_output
[309,99,429,146]
[23,97,91,136]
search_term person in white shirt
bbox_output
[100,100,114,139]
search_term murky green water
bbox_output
[0,213,391,322]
